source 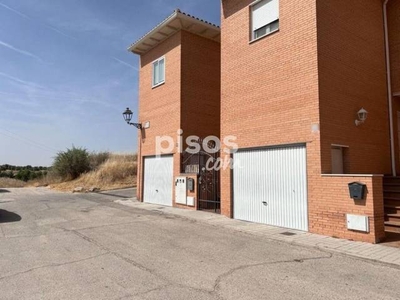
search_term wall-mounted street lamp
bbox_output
[355,108,368,126]
[122,108,142,130]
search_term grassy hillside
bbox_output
[1,153,137,191]
[49,153,137,192]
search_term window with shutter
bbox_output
[251,0,279,41]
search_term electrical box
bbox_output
[187,196,195,207]
[175,177,187,205]
[187,178,195,192]
[346,214,369,232]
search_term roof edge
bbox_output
[127,9,220,55]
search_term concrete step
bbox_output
[384,190,400,194]
[383,184,400,192]
[385,204,400,214]
[386,214,400,222]
[384,198,400,207]
[383,193,400,201]
[384,182,400,185]
[383,177,400,184]
[385,221,400,233]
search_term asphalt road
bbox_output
[0,187,399,300]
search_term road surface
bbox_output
[0,187,399,300]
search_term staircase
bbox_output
[383,177,400,233]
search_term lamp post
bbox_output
[122,108,142,130]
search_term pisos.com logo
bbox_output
[155,129,242,171]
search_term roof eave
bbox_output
[127,10,220,55]
[127,10,179,54]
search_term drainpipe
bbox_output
[384,0,396,176]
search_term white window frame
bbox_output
[152,56,165,88]
[250,0,280,42]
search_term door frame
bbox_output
[232,143,309,231]
[142,154,174,206]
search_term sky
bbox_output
[0,0,221,166]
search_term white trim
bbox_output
[394,92,400,97]
[152,56,166,88]
[249,28,279,44]
[152,82,165,89]
[321,174,383,178]
[331,144,349,148]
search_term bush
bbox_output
[53,146,91,180]
[15,169,32,182]
[89,152,110,170]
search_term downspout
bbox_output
[384,0,396,176]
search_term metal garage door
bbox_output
[233,145,308,231]
[143,155,173,206]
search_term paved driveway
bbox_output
[0,188,400,300]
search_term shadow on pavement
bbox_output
[0,189,10,193]
[382,232,400,248]
[0,210,22,223]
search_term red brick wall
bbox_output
[313,176,385,244]
[181,31,221,142]
[317,0,391,175]
[137,32,182,201]
[220,0,321,217]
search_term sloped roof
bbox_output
[128,9,221,55]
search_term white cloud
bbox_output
[53,15,118,35]
[0,72,44,89]
[0,40,43,62]
[0,1,74,40]
[0,1,30,19]
[112,57,138,71]
[45,25,75,40]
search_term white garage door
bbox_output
[233,145,308,231]
[143,155,173,206]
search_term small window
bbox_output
[251,0,279,41]
[152,57,165,87]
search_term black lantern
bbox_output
[122,107,142,130]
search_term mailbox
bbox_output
[348,182,366,200]
[187,178,195,192]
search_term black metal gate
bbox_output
[181,139,220,213]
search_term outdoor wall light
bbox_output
[122,107,142,130]
[355,108,368,126]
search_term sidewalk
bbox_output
[115,198,400,267]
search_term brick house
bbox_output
[128,10,221,210]
[129,1,399,243]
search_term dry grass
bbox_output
[26,171,62,188]
[0,178,26,188]
[50,154,137,192]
